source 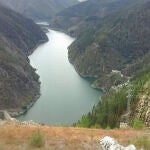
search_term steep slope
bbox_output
[50,0,137,34]
[77,67,150,128]
[50,0,150,78]
[92,51,150,91]
[0,5,48,55]
[68,0,150,78]
[0,0,78,21]
[0,5,48,114]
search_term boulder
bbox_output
[100,136,136,150]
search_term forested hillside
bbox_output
[68,0,150,78]
[0,0,78,21]
[76,67,150,128]
[50,0,150,78]
[50,0,150,127]
[50,0,137,34]
[0,5,47,114]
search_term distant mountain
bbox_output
[50,0,137,33]
[0,4,48,113]
[50,0,150,78]
[0,0,78,21]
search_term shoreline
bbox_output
[7,94,41,118]
[9,34,49,118]
[28,39,49,56]
[12,28,102,123]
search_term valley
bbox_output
[0,0,149,149]
[17,29,102,125]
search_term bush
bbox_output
[131,136,150,150]
[133,119,145,129]
[29,131,45,147]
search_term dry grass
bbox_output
[0,122,149,150]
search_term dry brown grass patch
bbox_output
[0,123,148,150]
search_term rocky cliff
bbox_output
[0,4,48,114]
[135,83,150,127]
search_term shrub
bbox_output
[133,119,145,129]
[131,136,150,150]
[29,131,45,147]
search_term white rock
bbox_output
[100,136,118,150]
[100,136,136,150]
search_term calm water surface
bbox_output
[18,30,101,125]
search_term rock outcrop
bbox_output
[135,95,150,127]
[100,136,136,150]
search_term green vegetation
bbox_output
[131,136,150,150]
[52,0,150,80]
[76,88,127,128]
[72,28,96,53]
[29,131,45,148]
[69,0,150,78]
[133,119,145,129]
[76,71,150,128]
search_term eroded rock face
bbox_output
[135,95,150,127]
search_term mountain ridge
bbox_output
[67,0,150,78]
[0,0,78,21]
[0,4,48,114]
[50,0,137,35]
